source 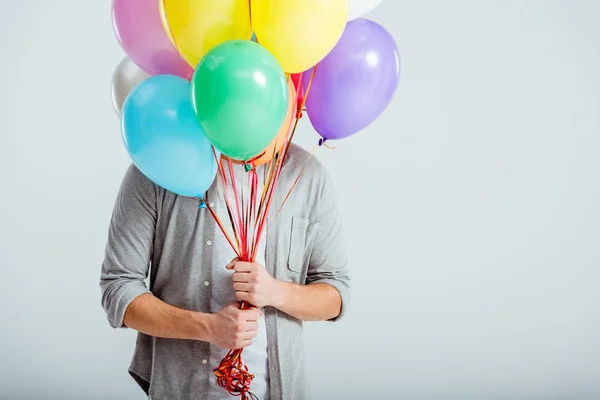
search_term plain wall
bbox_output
[1,1,599,399]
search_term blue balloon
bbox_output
[121,75,219,198]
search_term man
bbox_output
[100,144,350,400]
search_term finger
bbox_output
[242,329,258,340]
[233,262,258,273]
[239,339,253,348]
[225,302,243,317]
[224,304,237,317]
[244,308,263,320]
[240,307,261,321]
[249,309,263,319]
[233,282,252,292]
[249,306,264,316]
[232,271,253,283]
[244,320,259,332]
[225,257,239,270]
[235,291,252,304]
[236,303,263,317]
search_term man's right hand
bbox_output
[206,302,262,349]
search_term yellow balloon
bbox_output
[160,0,252,69]
[251,0,348,74]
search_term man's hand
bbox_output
[227,259,282,309]
[206,302,263,349]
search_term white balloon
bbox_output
[111,57,151,116]
[347,0,384,21]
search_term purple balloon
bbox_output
[112,0,193,80]
[303,18,400,141]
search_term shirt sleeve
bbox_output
[100,164,156,328]
[305,169,351,322]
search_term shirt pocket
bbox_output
[286,216,316,278]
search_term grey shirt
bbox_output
[100,144,351,400]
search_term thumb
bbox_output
[225,302,242,314]
[225,257,239,270]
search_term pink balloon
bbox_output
[112,0,193,80]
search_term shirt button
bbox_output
[204,281,210,287]
[206,240,212,246]
[202,359,207,365]
[209,202,215,207]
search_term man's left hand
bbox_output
[227,259,281,308]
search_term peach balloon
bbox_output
[245,79,297,166]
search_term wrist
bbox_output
[191,312,214,342]
[270,279,288,309]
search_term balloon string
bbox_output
[213,343,259,400]
[217,149,243,252]
[275,143,318,217]
[272,64,320,218]
[209,157,275,400]
[209,142,289,400]
[209,161,257,399]
[204,150,240,256]
[255,140,280,222]
[249,167,259,258]
[208,62,317,400]
[227,158,246,248]
[297,63,318,118]
[248,0,253,38]
[202,199,240,259]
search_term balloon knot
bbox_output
[318,138,327,147]
[198,199,207,209]
[244,163,253,172]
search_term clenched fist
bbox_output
[206,302,263,349]
[227,259,282,308]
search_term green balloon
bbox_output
[191,40,289,161]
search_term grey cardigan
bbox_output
[100,144,350,400]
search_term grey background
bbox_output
[1,0,599,399]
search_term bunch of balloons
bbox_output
[111,0,400,198]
